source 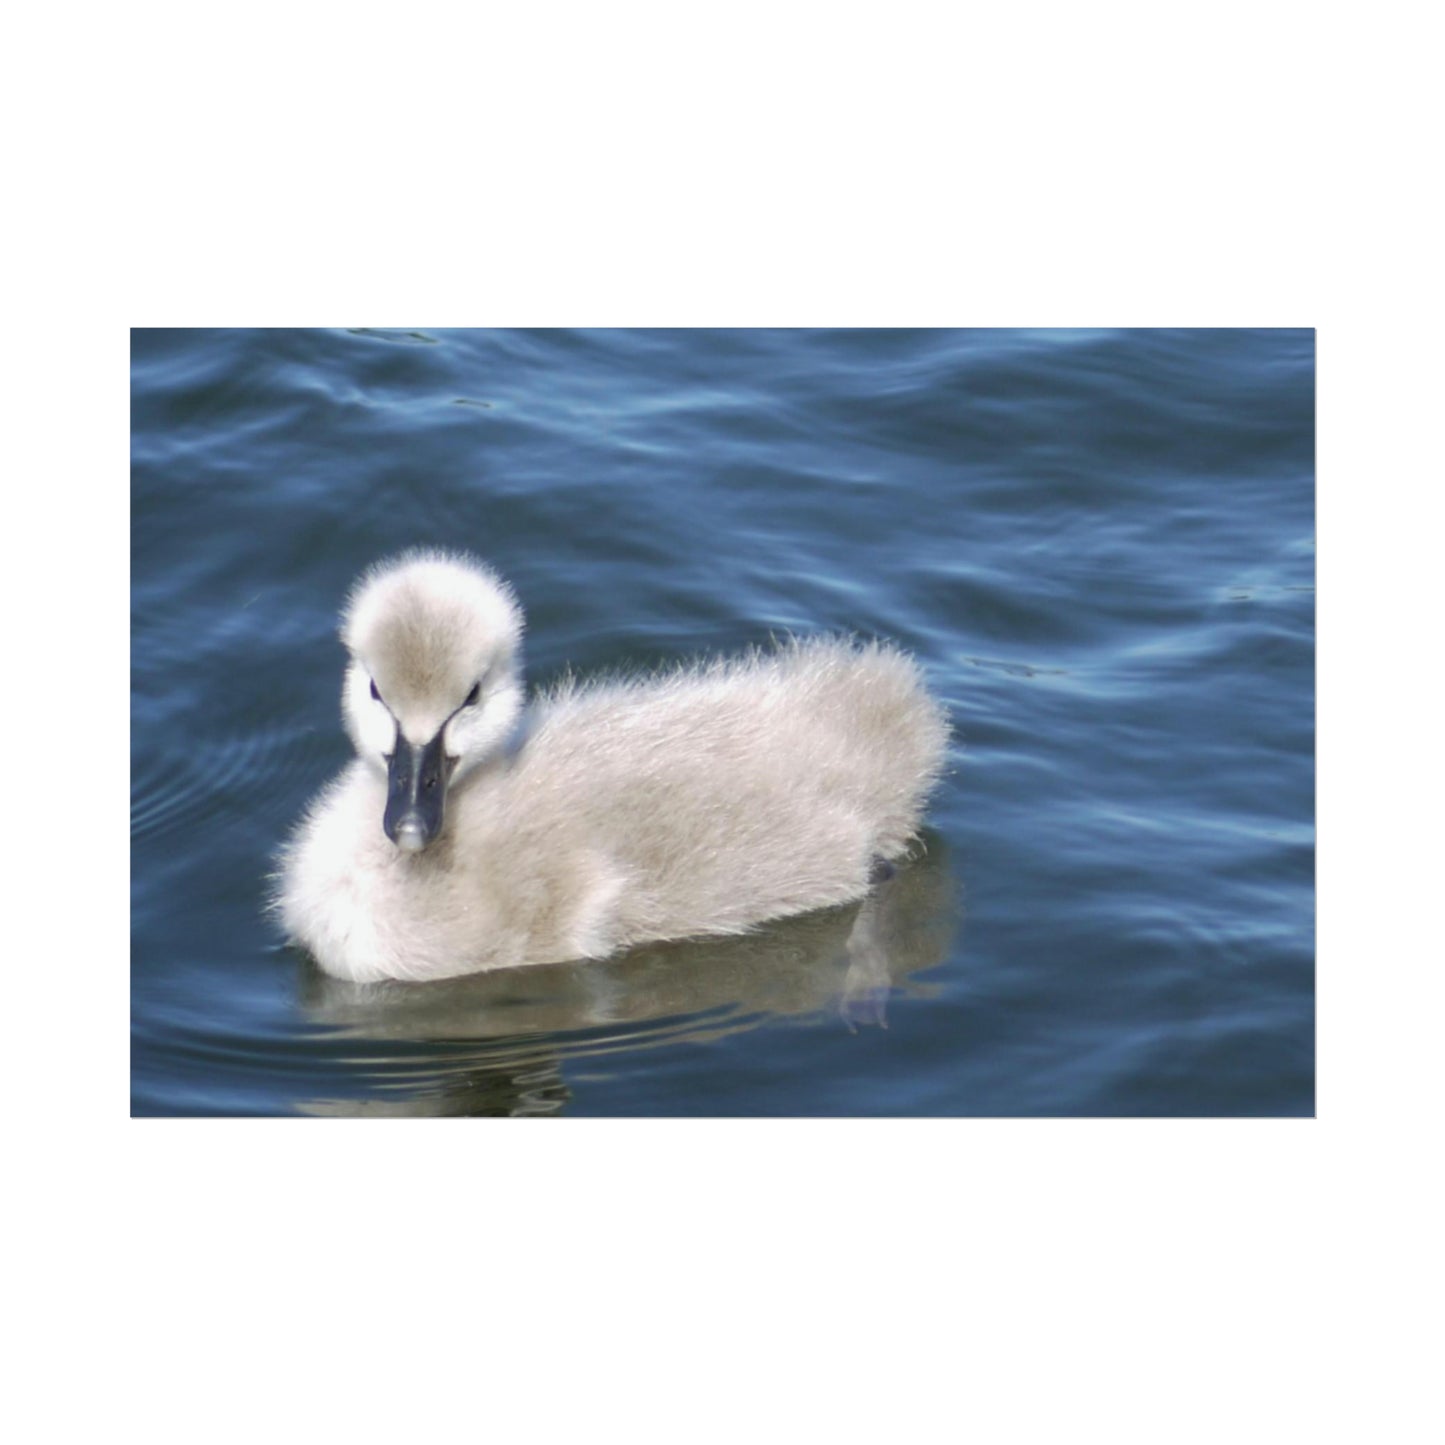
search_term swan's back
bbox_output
[449,636,949,958]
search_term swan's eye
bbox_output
[464,682,481,708]
[370,680,382,703]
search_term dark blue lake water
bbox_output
[131,327,1314,1116]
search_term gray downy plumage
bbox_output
[274,550,952,983]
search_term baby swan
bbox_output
[276,550,950,983]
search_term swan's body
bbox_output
[276,551,950,983]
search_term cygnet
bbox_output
[275,550,949,983]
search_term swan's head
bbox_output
[339,550,525,853]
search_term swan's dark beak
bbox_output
[384,729,453,852]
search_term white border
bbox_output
[9,1,1441,1439]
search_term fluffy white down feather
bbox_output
[275,550,950,983]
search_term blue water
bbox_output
[131,328,1314,1116]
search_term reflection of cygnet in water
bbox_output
[276,550,950,984]
[840,867,896,1030]
[297,834,957,1116]
[302,1056,573,1119]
